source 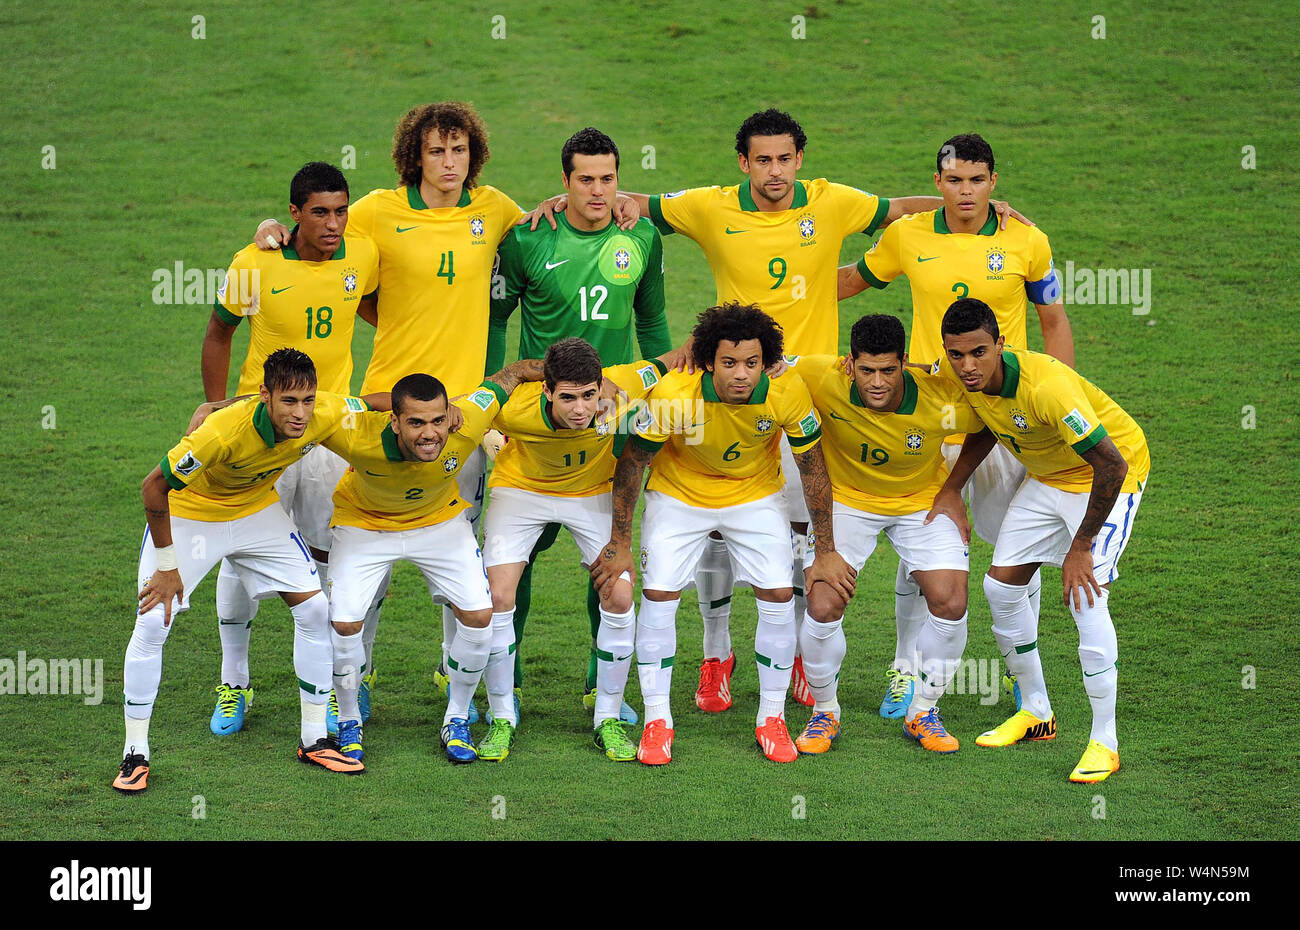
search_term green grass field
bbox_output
[3,0,1298,841]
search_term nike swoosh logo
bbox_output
[917,256,939,263]
[364,470,389,477]
[544,260,568,270]
[772,662,793,671]
[724,227,747,235]
[1082,665,1115,677]
[1076,769,1112,775]
[614,653,634,662]
[396,225,419,233]
[828,411,851,422]
[218,620,246,625]
[271,286,293,294]
[230,462,250,469]
[125,700,149,705]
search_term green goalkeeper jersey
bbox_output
[487,212,671,370]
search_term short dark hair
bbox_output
[289,162,348,209]
[850,314,906,361]
[263,347,317,394]
[391,102,490,189]
[562,127,619,179]
[735,108,807,157]
[691,301,784,370]
[937,133,995,174]
[941,298,1001,342]
[544,338,603,392]
[391,373,447,416]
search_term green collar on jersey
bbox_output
[998,350,1021,397]
[849,369,918,414]
[935,205,998,236]
[407,185,473,210]
[282,226,347,261]
[702,371,770,405]
[380,423,405,461]
[738,179,809,212]
[252,402,276,447]
[557,210,616,237]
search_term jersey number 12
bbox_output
[578,285,609,321]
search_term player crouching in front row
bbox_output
[115,349,370,793]
[591,302,856,764]
[321,359,545,766]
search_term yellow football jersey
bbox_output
[631,369,822,508]
[215,236,379,395]
[326,381,505,531]
[956,348,1150,494]
[349,186,524,398]
[792,354,984,515]
[858,207,1059,367]
[648,179,889,355]
[162,393,367,522]
[490,360,668,497]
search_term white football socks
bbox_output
[798,612,844,718]
[595,605,636,726]
[123,715,150,762]
[696,536,733,661]
[444,619,491,725]
[290,593,332,743]
[484,610,518,727]
[215,564,257,688]
[893,560,926,675]
[911,612,968,718]
[791,532,807,662]
[984,574,1053,721]
[1071,588,1119,751]
[637,596,679,728]
[754,597,796,725]
[331,628,365,724]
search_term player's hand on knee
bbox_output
[591,541,634,596]
[255,219,291,250]
[806,551,857,602]
[525,195,565,231]
[139,569,183,625]
[925,488,970,544]
[613,193,640,230]
[1062,546,1102,610]
[992,200,1034,230]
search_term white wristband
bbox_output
[155,546,178,572]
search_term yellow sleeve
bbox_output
[646,186,715,239]
[459,381,506,444]
[359,237,380,298]
[214,247,256,325]
[777,373,822,450]
[1033,377,1108,456]
[347,191,381,240]
[492,188,525,245]
[830,183,890,237]
[603,358,669,403]
[1024,228,1062,305]
[857,220,904,289]
[161,420,228,490]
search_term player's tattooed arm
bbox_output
[1062,436,1129,609]
[485,358,546,395]
[140,467,184,624]
[794,444,857,601]
[926,427,997,543]
[591,441,656,595]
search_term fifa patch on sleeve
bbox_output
[633,405,655,435]
[637,364,659,389]
[174,452,202,477]
[798,410,819,435]
[468,389,497,412]
[345,397,367,413]
[662,189,686,199]
[215,272,228,303]
[1062,408,1092,437]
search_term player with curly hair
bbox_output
[591,303,855,765]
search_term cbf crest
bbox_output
[1010,409,1030,432]
[614,248,630,271]
[798,213,817,241]
[342,268,359,293]
[596,418,611,437]
[469,215,486,241]
[443,454,460,473]
[755,415,774,435]
[904,428,925,455]
[986,247,1006,276]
